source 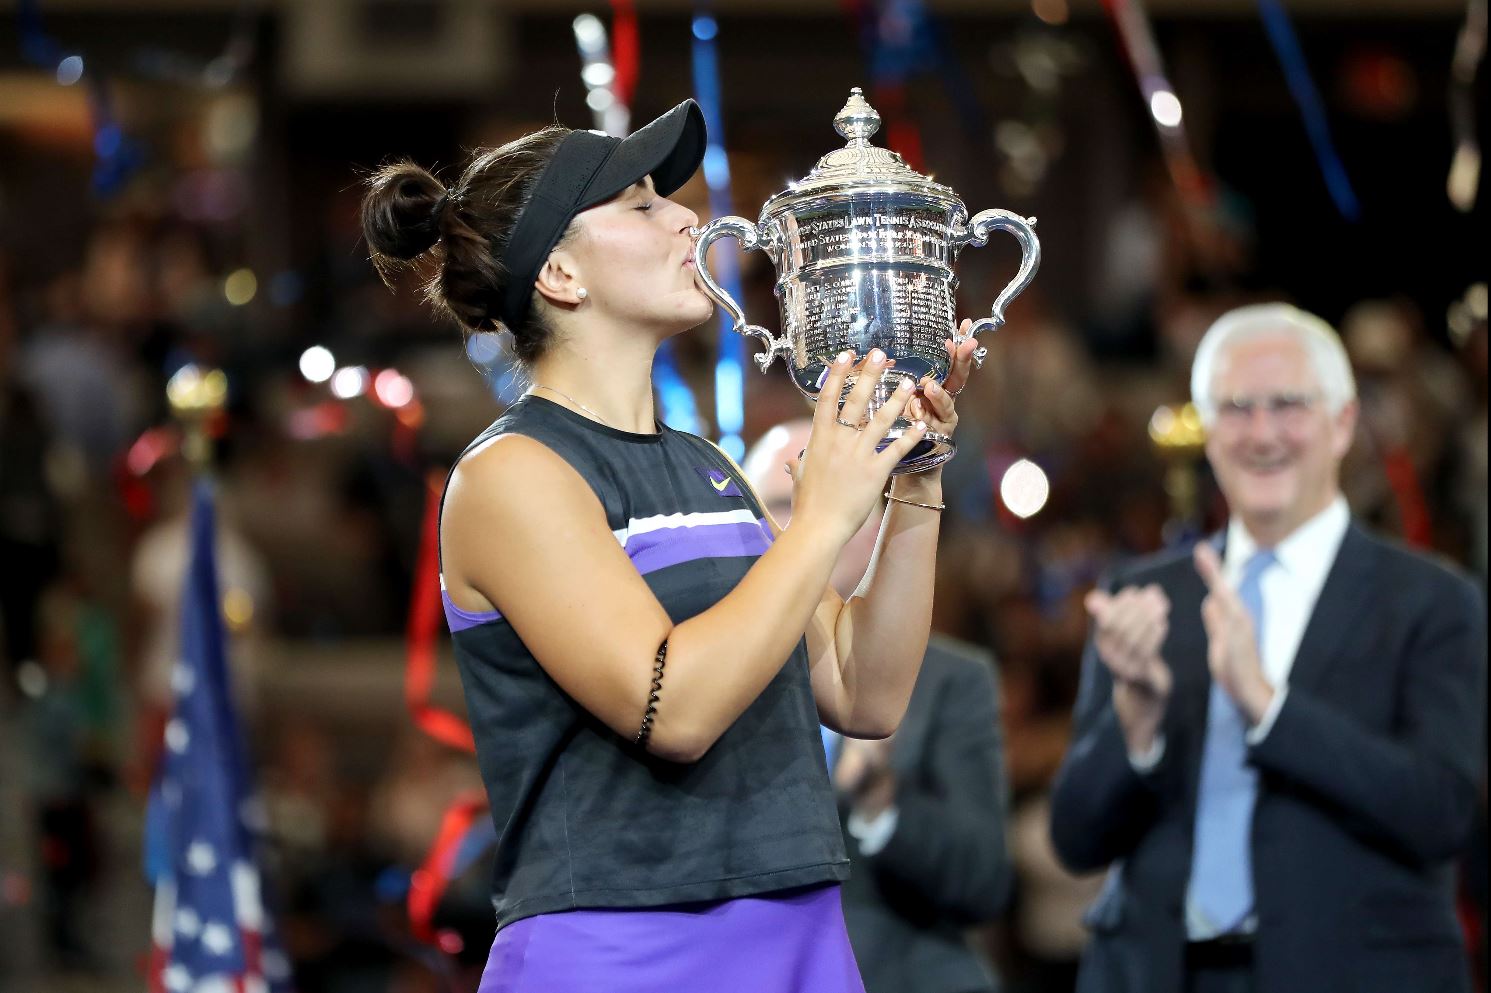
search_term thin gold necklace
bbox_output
[528,384,616,429]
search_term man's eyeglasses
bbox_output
[1214,392,1320,425]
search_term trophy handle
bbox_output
[954,209,1041,368]
[691,217,790,372]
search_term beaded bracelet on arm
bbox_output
[634,639,669,747]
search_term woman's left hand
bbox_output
[906,319,979,443]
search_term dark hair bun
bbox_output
[359,126,569,365]
[362,162,446,262]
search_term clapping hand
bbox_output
[1193,543,1274,724]
[1084,584,1173,754]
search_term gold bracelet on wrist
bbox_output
[883,489,945,512]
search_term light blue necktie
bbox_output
[1187,548,1276,934]
[821,726,840,772]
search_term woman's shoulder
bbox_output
[446,400,627,528]
[448,431,591,516]
[457,398,609,479]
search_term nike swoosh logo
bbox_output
[710,474,732,492]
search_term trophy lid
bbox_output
[762,88,961,215]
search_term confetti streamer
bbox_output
[1099,0,1212,209]
[573,13,629,136]
[691,8,746,459]
[1447,0,1485,211]
[572,11,703,433]
[840,0,985,171]
[1256,0,1361,221]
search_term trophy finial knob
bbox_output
[833,87,881,144]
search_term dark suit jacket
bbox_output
[840,635,1012,993]
[1050,523,1486,993]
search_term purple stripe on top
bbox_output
[443,590,503,633]
[444,517,775,632]
[626,519,773,576]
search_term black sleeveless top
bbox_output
[440,395,849,928]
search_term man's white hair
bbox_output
[1189,302,1357,427]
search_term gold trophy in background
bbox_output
[1148,402,1207,544]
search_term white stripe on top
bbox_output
[611,508,760,546]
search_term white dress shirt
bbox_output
[1127,494,1351,769]
[1224,494,1351,744]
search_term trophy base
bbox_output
[877,421,954,475]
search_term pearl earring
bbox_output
[576,287,588,300]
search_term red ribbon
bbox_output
[405,472,475,753]
[403,472,487,946]
[407,789,490,944]
[610,0,639,110]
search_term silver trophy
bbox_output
[692,88,1040,473]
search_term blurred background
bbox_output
[0,0,1484,991]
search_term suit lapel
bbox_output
[1283,522,1378,694]
[1168,534,1219,712]
[1174,524,1375,801]
[1169,543,1215,801]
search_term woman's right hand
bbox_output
[786,349,929,547]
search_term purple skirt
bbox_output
[477,883,864,993]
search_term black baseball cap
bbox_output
[496,98,707,330]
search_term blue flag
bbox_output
[143,479,294,993]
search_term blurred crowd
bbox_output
[1,89,1487,993]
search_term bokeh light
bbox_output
[1000,459,1051,519]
